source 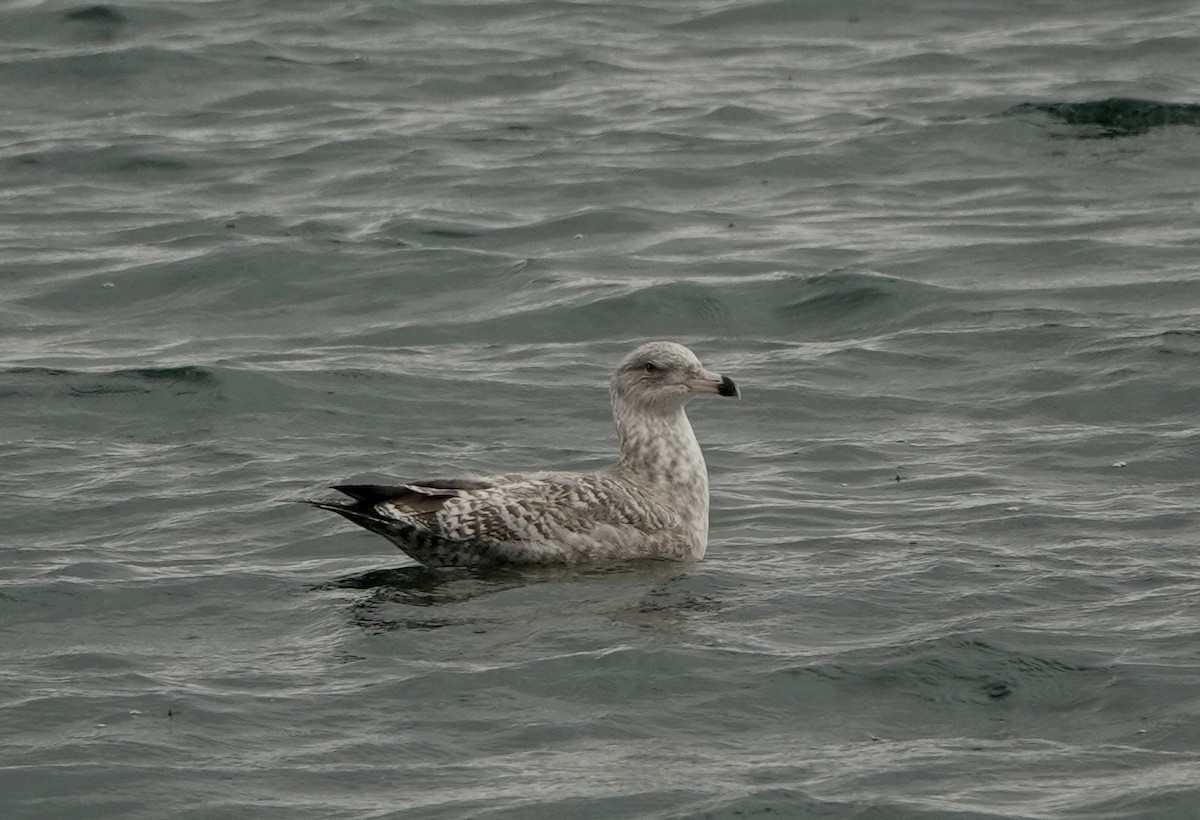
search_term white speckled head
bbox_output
[611,341,739,413]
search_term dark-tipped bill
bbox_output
[686,371,740,398]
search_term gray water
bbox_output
[3,1,1200,818]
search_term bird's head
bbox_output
[610,341,740,413]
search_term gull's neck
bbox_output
[609,390,713,557]
[611,395,708,489]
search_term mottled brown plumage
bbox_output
[305,341,739,567]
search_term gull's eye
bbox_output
[643,361,662,374]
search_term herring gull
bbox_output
[304,341,740,567]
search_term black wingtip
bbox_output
[301,496,385,523]
[331,484,410,504]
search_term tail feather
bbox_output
[332,482,465,514]
[294,484,502,567]
[302,495,425,543]
[300,497,382,522]
[332,484,418,504]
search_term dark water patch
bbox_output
[409,65,577,100]
[0,45,214,102]
[423,227,484,239]
[262,52,309,66]
[94,213,304,246]
[861,50,981,75]
[1008,97,1200,138]
[114,154,190,173]
[318,564,480,595]
[776,270,949,339]
[61,374,166,398]
[315,565,526,622]
[4,141,207,181]
[670,0,911,32]
[0,2,191,47]
[779,272,1200,359]
[1024,277,1200,318]
[208,88,346,113]
[1,364,219,400]
[375,217,493,246]
[698,104,785,128]
[574,280,733,336]
[789,634,1110,714]
[1151,329,1200,356]
[80,365,218,396]
[482,207,666,246]
[16,241,363,319]
[39,649,139,674]
[1,366,72,381]
[63,5,127,25]
[634,585,719,616]
[317,558,688,598]
[114,365,217,386]
[691,790,1003,820]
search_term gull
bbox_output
[304,341,740,566]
